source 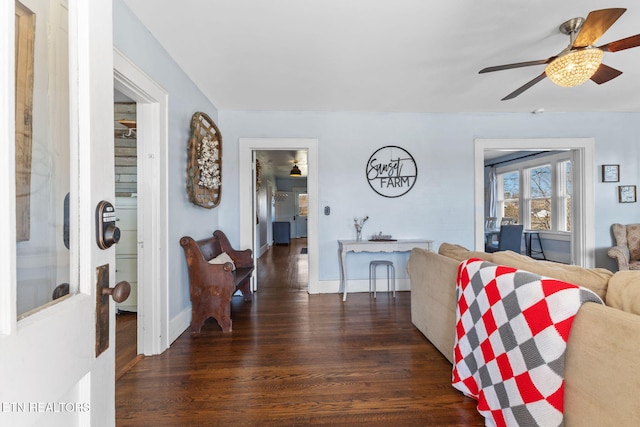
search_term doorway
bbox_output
[239,138,319,294]
[474,138,595,267]
[114,48,170,357]
[113,94,142,378]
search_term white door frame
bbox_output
[474,138,595,267]
[239,138,319,293]
[113,49,169,355]
[0,0,15,333]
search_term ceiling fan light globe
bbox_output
[545,48,604,87]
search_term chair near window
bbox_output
[485,224,524,253]
[485,217,499,246]
[608,223,640,271]
[485,217,498,230]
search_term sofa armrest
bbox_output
[565,303,640,426]
[409,248,459,364]
[606,271,640,315]
[608,245,630,270]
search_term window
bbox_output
[558,160,572,232]
[498,171,519,222]
[297,193,308,216]
[496,153,571,233]
[528,165,551,230]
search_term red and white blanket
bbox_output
[452,258,602,427]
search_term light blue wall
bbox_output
[220,111,640,281]
[112,0,640,319]
[113,0,220,318]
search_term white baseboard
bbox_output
[258,243,270,258]
[168,305,191,345]
[309,278,411,294]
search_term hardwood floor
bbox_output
[116,238,483,426]
[116,310,143,380]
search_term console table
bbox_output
[338,239,433,301]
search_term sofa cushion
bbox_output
[437,242,611,301]
[490,251,611,301]
[438,242,494,263]
[208,251,236,270]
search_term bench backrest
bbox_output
[195,236,223,262]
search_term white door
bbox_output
[293,187,308,238]
[1,1,118,426]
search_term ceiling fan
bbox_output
[480,8,640,100]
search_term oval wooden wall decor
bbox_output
[366,145,417,198]
[187,112,222,208]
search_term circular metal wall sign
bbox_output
[366,145,417,198]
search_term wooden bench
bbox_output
[180,230,254,333]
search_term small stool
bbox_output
[369,260,395,298]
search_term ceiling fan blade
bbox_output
[573,8,626,48]
[600,34,640,52]
[479,59,552,74]
[501,73,547,101]
[590,63,623,84]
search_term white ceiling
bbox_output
[256,150,308,179]
[122,1,640,114]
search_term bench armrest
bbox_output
[214,230,253,268]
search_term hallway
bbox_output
[115,238,482,426]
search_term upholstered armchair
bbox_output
[608,223,640,270]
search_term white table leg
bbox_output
[339,248,348,301]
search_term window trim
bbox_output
[496,152,572,233]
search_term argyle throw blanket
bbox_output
[452,258,602,427]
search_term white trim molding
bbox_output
[169,305,191,344]
[114,48,170,355]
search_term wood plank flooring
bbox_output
[116,310,143,380]
[116,238,483,426]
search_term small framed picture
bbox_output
[602,164,620,182]
[619,185,637,203]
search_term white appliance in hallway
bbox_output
[115,197,138,312]
[114,100,138,312]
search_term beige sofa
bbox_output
[409,243,640,426]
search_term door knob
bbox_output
[96,266,131,357]
[102,281,131,303]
